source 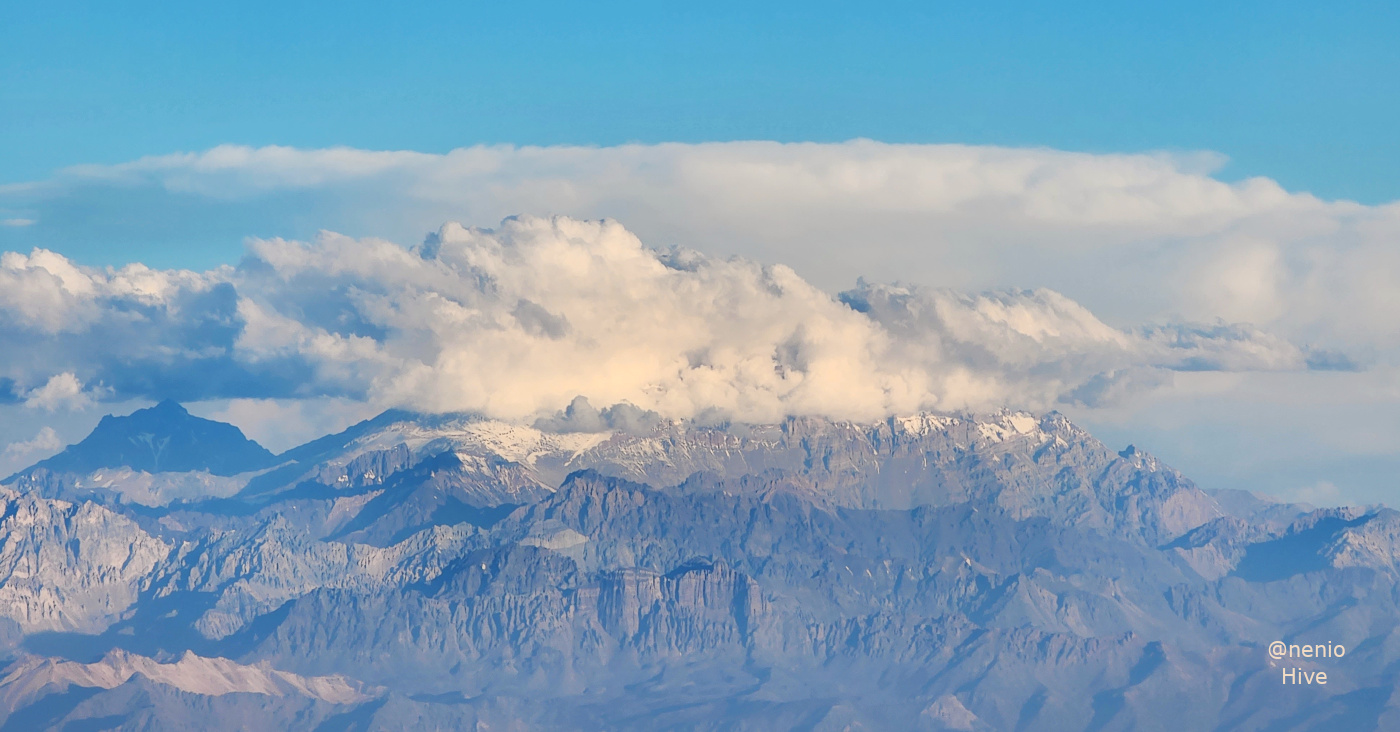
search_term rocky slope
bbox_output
[0,405,1395,730]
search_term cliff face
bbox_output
[0,407,1390,730]
[0,489,170,633]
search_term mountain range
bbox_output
[0,401,1394,730]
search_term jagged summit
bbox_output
[14,400,277,478]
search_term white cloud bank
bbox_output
[4,141,1399,502]
[10,141,1398,355]
[0,215,1338,424]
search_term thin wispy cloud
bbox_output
[0,426,61,465]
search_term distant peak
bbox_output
[15,399,275,477]
[150,399,189,415]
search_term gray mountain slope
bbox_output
[0,407,1396,729]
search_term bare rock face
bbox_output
[1,406,1398,729]
[0,489,169,633]
[148,517,477,639]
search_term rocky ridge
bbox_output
[0,405,1392,730]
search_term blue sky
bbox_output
[4,0,1399,205]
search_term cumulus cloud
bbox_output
[6,141,1398,359]
[0,216,1341,423]
[0,247,316,405]
[22,373,99,411]
[534,397,664,435]
[4,141,1397,503]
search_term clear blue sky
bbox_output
[3,0,1399,203]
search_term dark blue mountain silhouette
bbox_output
[23,400,277,476]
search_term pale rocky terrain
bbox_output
[0,402,1394,730]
